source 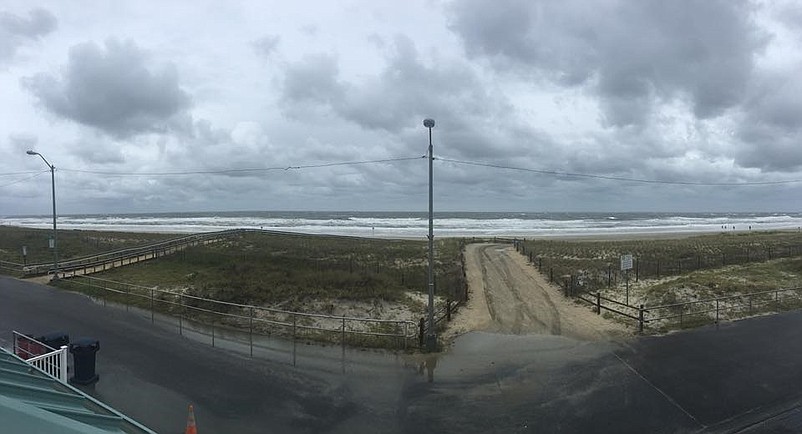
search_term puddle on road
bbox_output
[404,331,618,384]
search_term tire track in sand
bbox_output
[446,243,627,341]
[479,244,560,334]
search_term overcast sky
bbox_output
[3,0,802,215]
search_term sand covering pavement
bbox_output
[444,243,627,341]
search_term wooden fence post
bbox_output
[596,292,601,315]
[249,307,254,358]
[418,318,425,347]
[715,299,719,324]
[638,305,644,333]
[179,296,183,336]
[446,299,452,322]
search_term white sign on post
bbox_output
[49,238,54,249]
[620,254,633,271]
[621,254,634,305]
[22,246,27,256]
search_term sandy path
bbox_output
[445,243,627,342]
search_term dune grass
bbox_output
[521,231,802,295]
[520,231,802,330]
[0,225,175,265]
[73,231,467,311]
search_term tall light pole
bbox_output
[26,150,58,279]
[423,118,437,352]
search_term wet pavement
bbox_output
[2,275,802,433]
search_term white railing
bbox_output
[12,331,69,384]
[27,346,68,383]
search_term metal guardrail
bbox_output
[21,229,250,278]
[0,260,22,274]
[520,241,802,296]
[575,286,802,332]
[65,275,418,350]
[12,331,68,384]
[645,287,802,328]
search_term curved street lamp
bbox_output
[26,150,59,279]
[423,118,437,352]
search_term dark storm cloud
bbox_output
[280,54,344,110]
[0,8,56,63]
[22,39,191,138]
[732,0,802,174]
[448,0,765,127]
[735,73,802,171]
[280,35,523,161]
[335,35,502,135]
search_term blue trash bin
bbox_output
[37,331,69,350]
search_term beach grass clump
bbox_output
[0,225,174,267]
[638,257,802,303]
[594,255,802,331]
[521,231,802,296]
[80,231,467,310]
[518,231,802,331]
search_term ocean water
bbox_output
[3,211,802,238]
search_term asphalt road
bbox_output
[3,275,802,433]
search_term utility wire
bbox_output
[0,170,45,177]
[59,156,426,177]
[285,156,425,170]
[437,157,802,186]
[11,153,798,186]
[0,171,47,188]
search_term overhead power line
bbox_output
[437,157,802,187]
[7,154,798,187]
[0,170,45,177]
[59,156,426,177]
[0,171,47,188]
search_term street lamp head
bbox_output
[423,118,435,128]
[26,150,38,155]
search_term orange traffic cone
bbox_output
[185,404,197,434]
